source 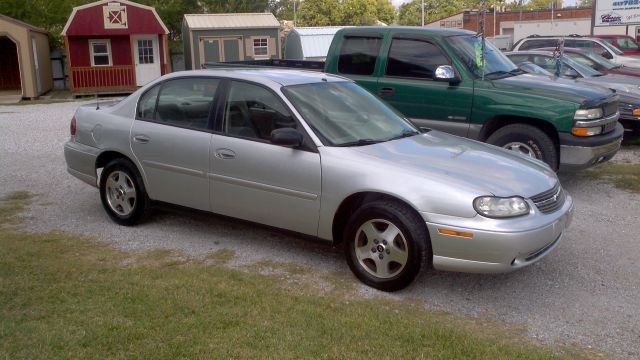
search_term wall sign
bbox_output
[595,0,640,26]
[103,4,128,29]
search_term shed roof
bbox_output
[290,27,346,59]
[0,14,48,34]
[184,13,280,30]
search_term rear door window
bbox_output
[154,78,219,130]
[338,36,382,75]
[520,39,557,50]
[385,38,450,79]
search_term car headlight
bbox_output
[473,196,530,218]
[574,108,603,120]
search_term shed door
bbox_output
[199,36,243,65]
[134,35,161,86]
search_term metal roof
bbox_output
[0,14,48,34]
[183,13,280,30]
[290,27,347,59]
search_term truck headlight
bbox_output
[574,108,603,120]
[473,196,530,218]
[571,126,602,136]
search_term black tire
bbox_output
[344,200,431,292]
[99,158,149,226]
[486,124,558,171]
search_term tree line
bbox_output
[0,0,592,49]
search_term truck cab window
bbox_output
[338,36,382,75]
[385,39,450,79]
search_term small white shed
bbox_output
[284,27,346,61]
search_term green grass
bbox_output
[0,192,599,359]
[587,163,640,193]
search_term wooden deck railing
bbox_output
[70,65,136,92]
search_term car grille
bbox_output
[530,183,565,214]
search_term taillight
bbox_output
[70,117,77,136]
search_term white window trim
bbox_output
[89,39,112,67]
[253,37,269,59]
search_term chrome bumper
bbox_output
[64,140,99,187]
[423,194,574,274]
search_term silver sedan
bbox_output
[64,69,573,291]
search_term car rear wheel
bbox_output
[487,124,558,171]
[99,158,149,226]
[344,200,431,292]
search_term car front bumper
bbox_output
[64,140,99,187]
[422,193,574,274]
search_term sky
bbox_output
[390,0,578,7]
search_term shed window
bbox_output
[89,40,112,67]
[253,38,268,56]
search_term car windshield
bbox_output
[518,61,553,76]
[600,40,624,55]
[447,35,520,79]
[283,82,419,147]
[562,55,605,77]
[617,37,640,50]
[565,51,618,70]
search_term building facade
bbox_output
[0,14,52,99]
[62,0,170,94]
[182,13,281,70]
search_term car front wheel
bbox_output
[344,200,431,292]
[99,158,149,226]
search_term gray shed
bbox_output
[182,13,281,70]
[284,27,345,61]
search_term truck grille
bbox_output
[604,100,618,117]
[530,183,565,214]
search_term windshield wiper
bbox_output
[484,69,521,79]
[335,139,383,147]
[387,130,420,141]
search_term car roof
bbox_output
[505,50,554,56]
[534,47,592,54]
[160,69,349,87]
[522,36,602,41]
[339,26,474,37]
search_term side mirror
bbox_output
[433,65,459,83]
[562,68,580,79]
[601,51,613,60]
[271,128,303,147]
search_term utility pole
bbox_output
[293,0,297,27]
[493,1,497,37]
[421,0,425,27]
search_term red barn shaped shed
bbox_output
[62,0,169,94]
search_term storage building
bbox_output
[62,0,170,94]
[284,27,345,60]
[0,14,52,100]
[182,13,281,69]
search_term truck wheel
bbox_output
[487,124,558,171]
[344,200,431,292]
[99,158,149,226]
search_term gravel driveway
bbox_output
[1,101,639,358]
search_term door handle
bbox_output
[378,87,395,96]
[133,135,150,144]
[214,148,236,160]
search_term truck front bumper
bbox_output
[559,123,623,171]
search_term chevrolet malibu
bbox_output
[64,69,574,291]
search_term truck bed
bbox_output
[202,59,325,71]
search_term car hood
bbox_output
[608,66,640,78]
[578,74,640,97]
[490,73,613,106]
[618,56,640,68]
[349,131,558,199]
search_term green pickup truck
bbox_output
[207,27,624,171]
